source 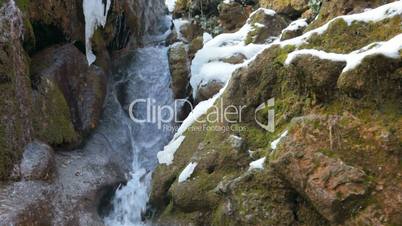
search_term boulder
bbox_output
[272,115,370,223]
[196,80,224,102]
[307,0,396,30]
[168,42,191,99]
[245,8,289,44]
[288,55,346,102]
[259,0,310,18]
[337,55,402,100]
[31,44,107,139]
[179,21,203,42]
[218,2,248,32]
[20,141,55,181]
[188,35,204,60]
[280,19,308,41]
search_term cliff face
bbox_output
[151,0,402,225]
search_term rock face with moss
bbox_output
[150,2,402,225]
[0,0,34,180]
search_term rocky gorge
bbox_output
[0,0,401,225]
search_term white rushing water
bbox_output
[104,44,175,225]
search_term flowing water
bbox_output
[102,14,175,224]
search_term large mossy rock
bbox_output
[31,44,107,142]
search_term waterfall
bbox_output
[101,1,174,222]
[103,45,175,226]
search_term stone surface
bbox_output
[196,80,224,102]
[179,21,203,42]
[245,9,289,44]
[259,0,309,18]
[31,44,107,137]
[20,141,55,181]
[168,42,191,99]
[0,1,34,179]
[218,2,248,32]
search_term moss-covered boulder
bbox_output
[31,44,107,141]
[337,55,402,101]
[302,16,402,54]
[245,8,289,44]
[307,0,396,30]
[218,2,248,32]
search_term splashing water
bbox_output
[104,44,175,225]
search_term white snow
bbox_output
[165,0,176,12]
[280,1,402,48]
[178,162,198,183]
[249,157,266,170]
[285,33,402,72]
[203,32,213,44]
[250,8,276,17]
[190,8,275,98]
[271,130,288,150]
[83,0,111,65]
[282,19,308,32]
[157,135,186,165]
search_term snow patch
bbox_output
[203,32,213,44]
[157,135,186,165]
[178,162,198,183]
[83,0,111,65]
[271,130,289,150]
[280,1,402,48]
[285,34,402,72]
[190,9,272,98]
[282,19,307,32]
[249,157,266,170]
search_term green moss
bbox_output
[33,79,78,145]
[302,17,402,54]
[15,0,29,12]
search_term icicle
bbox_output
[83,0,111,65]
